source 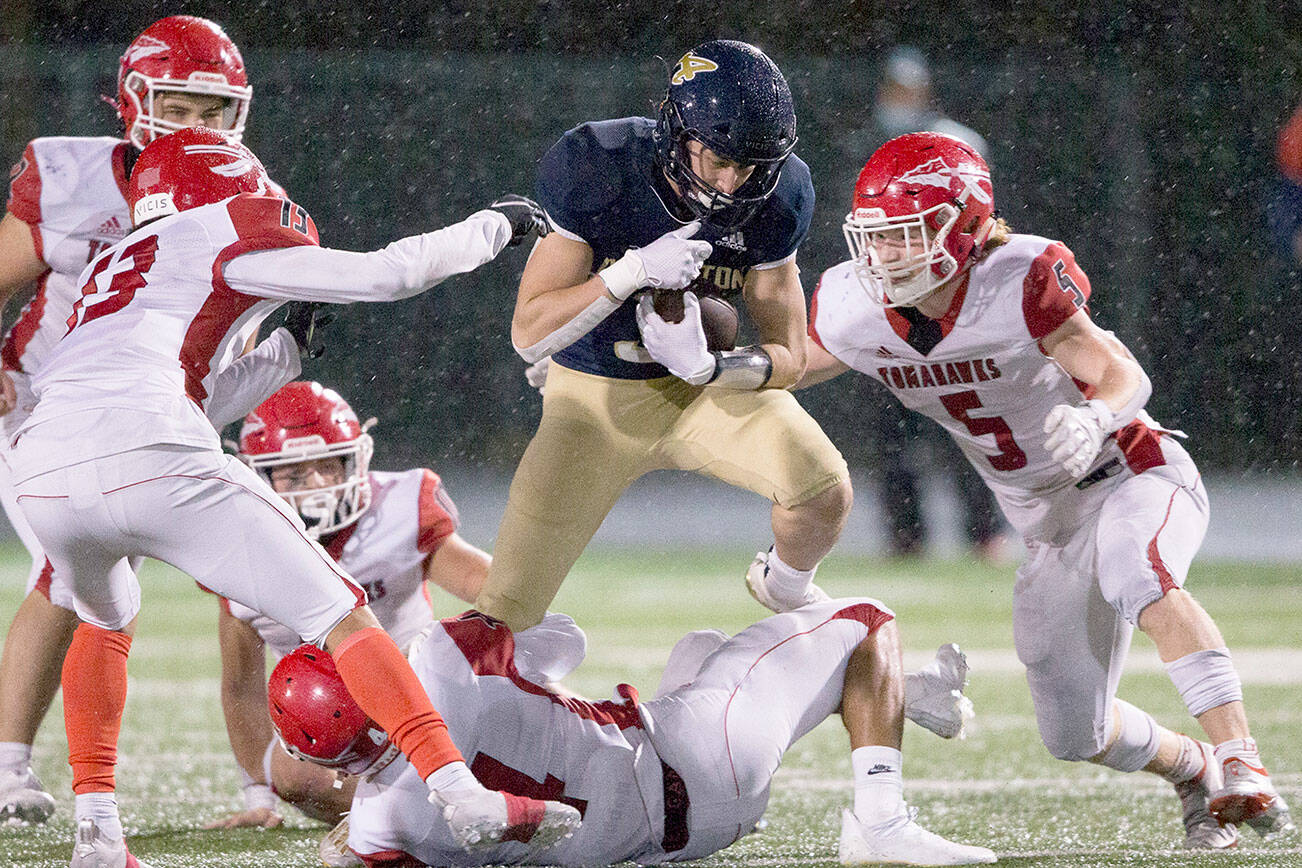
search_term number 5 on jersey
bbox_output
[66,235,160,334]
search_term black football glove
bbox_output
[488,194,550,246]
[282,302,336,360]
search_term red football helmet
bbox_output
[128,127,270,226]
[268,645,398,776]
[843,132,996,307]
[239,382,374,538]
[117,15,252,149]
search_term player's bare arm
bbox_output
[1039,309,1148,412]
[0,213,48,415]
[743,260,808,389]
[207,605,283,829]
[423,533,491,604]
[510,231,604,347]
[796,338,851,389]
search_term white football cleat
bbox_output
[744,549,830,614]
[838,808,997,865]
[1210,752,1296,839]
[69,819,153,868]
[430,786,581,851]
[0,765,56,825]
[319,815,363,867]
[904,644,975,739]
[1174,740,1238,849]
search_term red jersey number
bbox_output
[66,235,159,334]
[938,390,1027,471]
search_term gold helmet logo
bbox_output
[671,52,719,85]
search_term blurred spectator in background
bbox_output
[832,46,1006,561]
[1268,101,1302,266]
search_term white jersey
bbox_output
[8,192,510,483]
[811,234,1171,541]
[223,468,460,655]
[351,612,665,867]
[4,137,132,382]
[347,598,894,866]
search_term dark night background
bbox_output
[2,2,1299,479]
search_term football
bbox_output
[651,289,740,351]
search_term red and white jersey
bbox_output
[224,469,459,655]
[811,234,1170,540]
[9,193,510,483]
[349,612,664,867]
[4,137,132,378]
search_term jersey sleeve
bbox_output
[1021,240,1091,339]
[416,469,459,555]
[6,142,42,226]
[535,125,618,243]
[752,155,815,268]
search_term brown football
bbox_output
[651,289,739,351]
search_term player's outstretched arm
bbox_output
[795,338,851,389]
[221,201,524,304]
[205,605,284,830]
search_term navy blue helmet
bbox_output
[653,40,797,230]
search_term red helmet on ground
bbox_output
[239,382,374,538]
[128,127,271,226]
[117,15,252,149]
[843,132,996,307]
[268,645,398,776]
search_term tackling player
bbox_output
[268,602,996,866]
[475,39,852,633]
[203,383,490,832]
[6,127,569,868]
[0,15,307,837]
[802,131,1295,848]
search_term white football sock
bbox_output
[851,746,906,826]
[764,546,818,600]
[75,792,123,841]
[0,741,32,775]
[1214,736,1262,767]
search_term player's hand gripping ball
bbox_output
[650,289,739,351]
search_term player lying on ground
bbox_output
[800,131,1295,848]
[269,601,995,867]
[5,127,568,868]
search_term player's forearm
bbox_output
[206,328,301,428]
[222,681,276,783]
[759,340,804,389]
[223,210,512,303]
[510,275,619,361]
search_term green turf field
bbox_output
[0,541,1297,866]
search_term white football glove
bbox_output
[1043,398,1116,478]
[598,221,712,299]
[635,291,716,385]
[524,355,550,396]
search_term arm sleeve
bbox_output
[205,328,302,428]
[222,210,513,303]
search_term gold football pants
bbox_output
[475,362,849,630]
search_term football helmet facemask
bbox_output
[843,132,996,307]
[653,39,797,230]
[239,382,374,539]
[128,127,271,226]
[117,15,252,149]
[268,645,398,777]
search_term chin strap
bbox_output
[705,346,772,390]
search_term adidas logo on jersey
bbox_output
[716,230,746,251]
[875,346,897,358]
[94,216,127,241]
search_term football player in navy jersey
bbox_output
[474,40,853,632]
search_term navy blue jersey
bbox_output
[537,117,814,379]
